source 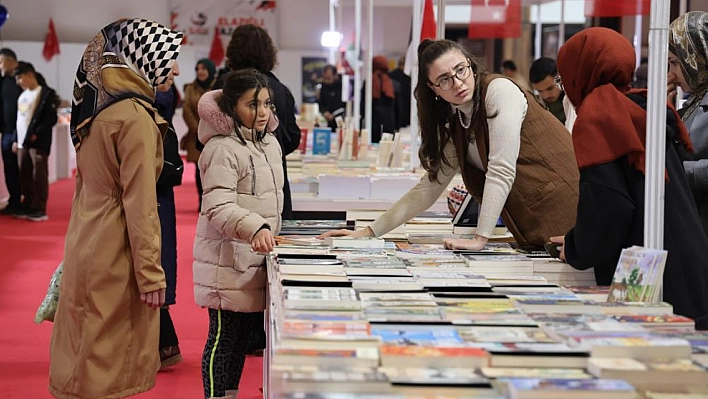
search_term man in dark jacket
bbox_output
[13,62,59,221]
[317,64,345,131]
[0,48,23,215]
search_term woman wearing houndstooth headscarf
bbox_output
[669,11,708,236]
[50,19,182,399]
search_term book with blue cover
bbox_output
[312,127,332,155]
[505,378,636,398]
[371,324,463,346]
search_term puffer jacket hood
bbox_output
[197,89,280,145]
[197,89,233,144]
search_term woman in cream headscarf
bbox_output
[669,11,708,235]
[50,18,182,399]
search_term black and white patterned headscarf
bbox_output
[669,11,708,120]
[71,18,183,148]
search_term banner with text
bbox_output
[170,0,278,47]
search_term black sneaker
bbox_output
[25,210,48,222]
[13,208,32,219]
[0,205,22,216]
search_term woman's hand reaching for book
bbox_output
[443,235,489,251]
[549,236,566,261]
[318,227,374,239]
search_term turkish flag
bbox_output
[421,0,437,41]
[585,0,650,17]
[468,0,522,39]
[208,26,225,66]
[42,18,60,62]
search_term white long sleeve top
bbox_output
[370,78,528,238]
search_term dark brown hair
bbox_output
[218,68,272,144]
[415,39,489,182]
[226,24,277,73]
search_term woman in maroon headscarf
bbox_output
[551,27,708,329]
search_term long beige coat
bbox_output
[49,98,167,399]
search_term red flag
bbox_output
[585,0,650,17]
[421,0,437,41]
[468,0,522,39]
[42,18,60,62]
[208,26,225,66]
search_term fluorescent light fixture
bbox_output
[321,31,342,48]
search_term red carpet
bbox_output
[0,162,263,399]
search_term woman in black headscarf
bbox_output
[49,18,182,399]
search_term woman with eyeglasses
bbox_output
[322,39,579,250]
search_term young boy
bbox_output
[13,61,59,221]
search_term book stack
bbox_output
[279,219,350,236]
[461,254,535,277]
[501,378,636,399]
[265,245,708,399]
[403,216,453,235]
[532,259,596,286]
[587,357,708,388]
[323,236,386,249]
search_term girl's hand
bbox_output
[549,235,566,261]
[252,228,276,253]
[443,235,489,251]
[318,227,374,239]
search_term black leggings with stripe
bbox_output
[202,309,261,399]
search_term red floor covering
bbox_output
[0,162,263,399]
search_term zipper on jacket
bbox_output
[249,155,256,195]
[263,151,280,223]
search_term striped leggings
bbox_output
[202,309,261,399]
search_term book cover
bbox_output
[506,378,635,398]
[371,325,463,346]
[312,127,332,155]
[607,246,668,303]
[324,236,386,249]
[277,235,328,247]
[480,367,591,379]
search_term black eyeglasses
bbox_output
[554,75,564,91]
[431,64,472,91]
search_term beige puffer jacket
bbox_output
[193,89,283,313]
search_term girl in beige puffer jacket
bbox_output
[192,69,283,399]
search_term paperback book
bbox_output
[607,246,668,303]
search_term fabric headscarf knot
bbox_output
[558,27,692,175]
[70,18,183,149]
[372,55,395,100]
[669,11,708,120]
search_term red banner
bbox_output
[585,0,650,17]
[468,0,522,39]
